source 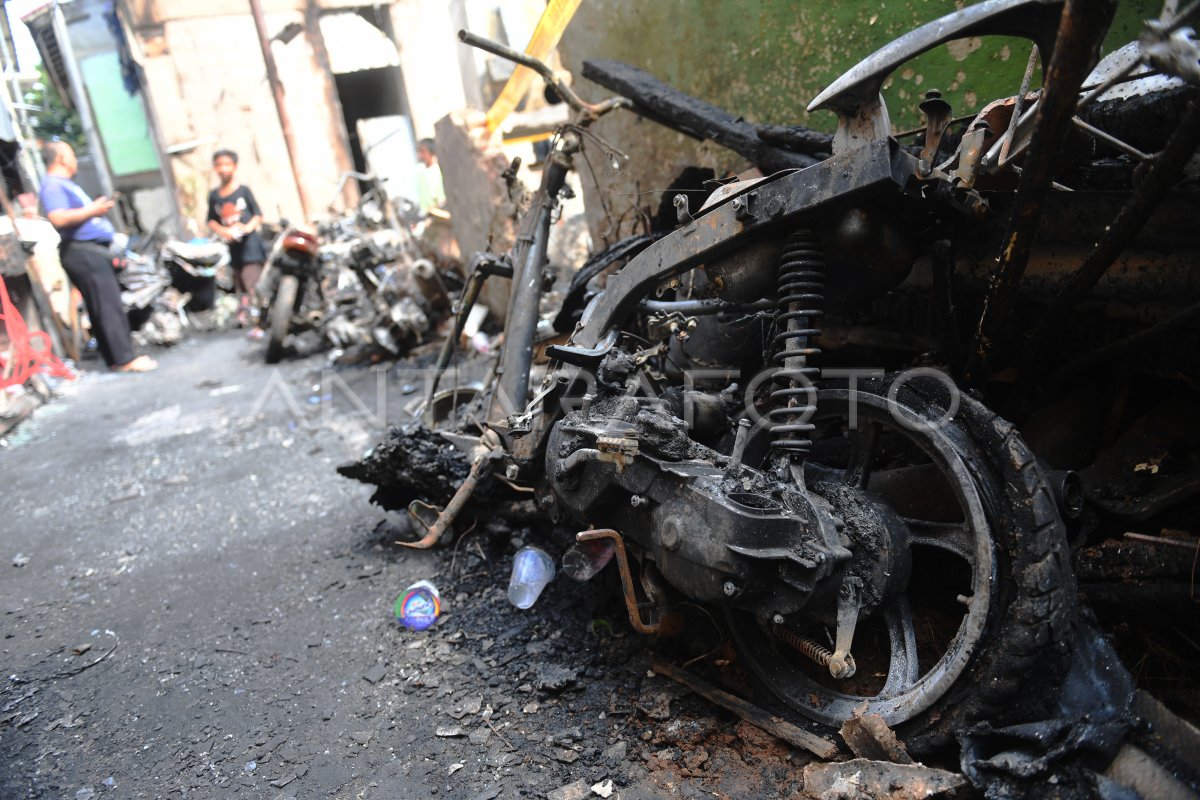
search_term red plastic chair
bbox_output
[0,276,74,390]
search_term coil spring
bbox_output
[772,623,834,668]
[769,230,825,459]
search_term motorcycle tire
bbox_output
[265,275,298,364]
[185,279,217,312]
[728,375,1078,756]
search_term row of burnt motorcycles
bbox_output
[113,174,450,363]
[256,175,453,364]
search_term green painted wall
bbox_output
[80,53,160,177]
[560,0,1160,240]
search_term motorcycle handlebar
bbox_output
[333,171,377,198]
[457,30,630,122]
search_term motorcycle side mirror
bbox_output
[279,218,291,229]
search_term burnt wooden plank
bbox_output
[650,658,839,759]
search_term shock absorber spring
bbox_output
[773,623,856,679]
[769,230,826,460]
[773,623,834,667]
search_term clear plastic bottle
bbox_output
[507,546,555,609]
[562,539,616,582]
[395,580,442,630]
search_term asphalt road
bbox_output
[0,333,801,800]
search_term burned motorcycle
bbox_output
[116,246,184,347]
[345,0,1200,756]
[158,239,231,313]
[318,171,457,358]
[258,225,322,364]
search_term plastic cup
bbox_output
[562,539,616,582]
[507,546,555,609]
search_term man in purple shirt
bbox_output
[39,141,155,372]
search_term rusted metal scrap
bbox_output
[397,452,496,550]
[801,759,968,800]
[966,0,1118,385]
[581,59,826,172]
[1019,92,1200,394]
[577,529,673,635]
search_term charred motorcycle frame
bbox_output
[346,0,1200,752]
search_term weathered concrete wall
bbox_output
[559,0,1158,242]
[124,0,540,141]
[389,0,547,139]
[124,0,371,29]
[125,0,518,222]
[434,110,517,320]
[389,0,468,139]
[134,11,352,226]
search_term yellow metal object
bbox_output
[499,131,556,147]
[484,0,582,133]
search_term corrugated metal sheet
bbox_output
[21,4,73,111]
[319,13,399,75]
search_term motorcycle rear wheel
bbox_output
[266,275,298,364]
[728,375,1076,754]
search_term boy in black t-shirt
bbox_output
[207,149,266,331]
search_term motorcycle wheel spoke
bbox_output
[881,598,920,697]
[905,518,976,567]
[842,421,881,487]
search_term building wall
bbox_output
[388,0,467,140]
[133,9,352,226]
[126,0,485,226]
[54,0,173,229]
[124,0,363,28]
[559,0,1160,243]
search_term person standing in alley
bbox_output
[416,137,445,214]
[39,141,156,373]
[207,149,266,332]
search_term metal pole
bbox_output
[494,156,565,415]
[248,0,311,221]
[0,0,40,190]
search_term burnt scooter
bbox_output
[319,170,454,356]
[116,245,184,347]
[346,1,1200,755]
[258,224,321,364]
[159,239,231,312]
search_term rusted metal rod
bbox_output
[1071,117,1149,161]
[998,47,1040,167]
[398,454,494,549]
[1123,532,1200,552]
[576,529,661,634]
[426,266,487,403]
[964,0,1117,386]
